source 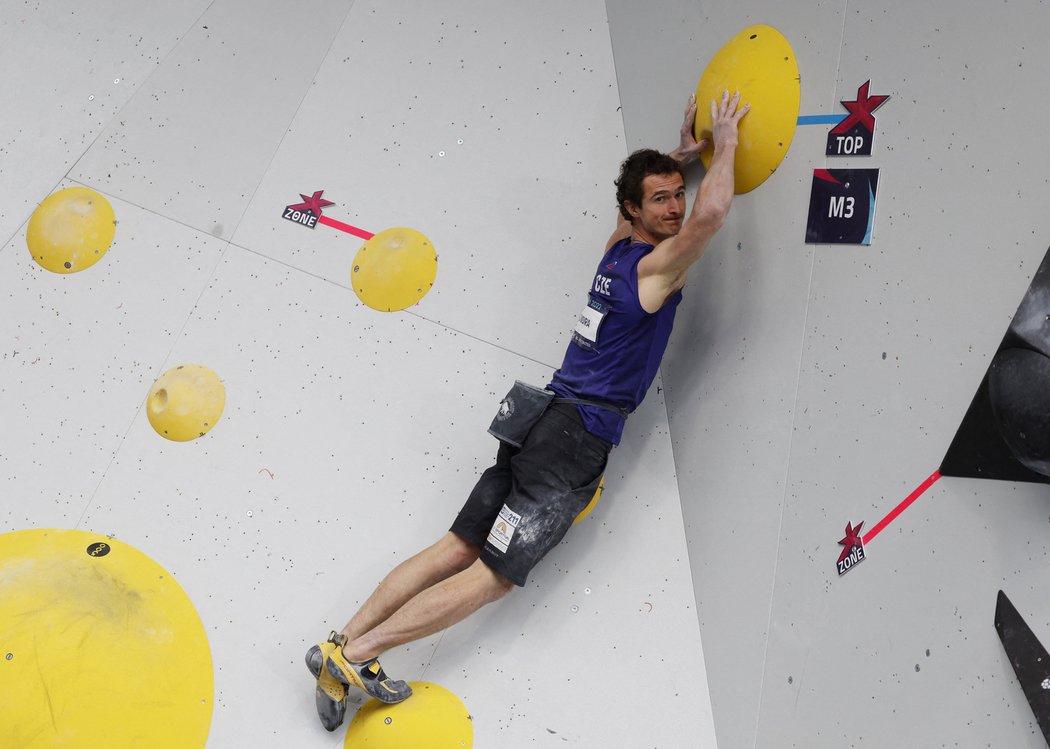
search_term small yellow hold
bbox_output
[694,24,801,194]
[351,227,438,312]
[573,476,604,525]
[345,682,473,748]
[26,186,116,273]
[147,364,226,442]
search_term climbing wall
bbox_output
[7,1,1048,746]
[0,1,714,746]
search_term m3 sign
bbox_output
[805,169,880,245]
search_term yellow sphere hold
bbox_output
[147,364,226,442]
[351,227,438,312]
[0,528,214,748]
[344,682,473,748]
[26,186,116,273]
[573,476,604,525]
[694,25,800,193]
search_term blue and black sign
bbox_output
[805,168,880,245]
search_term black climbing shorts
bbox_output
[450,402,611,586]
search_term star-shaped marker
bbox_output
[837,521,865,564]
[287,190,335,217]
[831,81,889,135]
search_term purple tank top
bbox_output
[547,238,683,444]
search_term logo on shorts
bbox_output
[487,505,521,554]
[495,395,515,422]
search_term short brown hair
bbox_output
[614,149,684,222]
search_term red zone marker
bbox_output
[862,469,942,546]
[285,190,375,240]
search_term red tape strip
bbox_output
[862,470,942,545]
[318,215,374,240]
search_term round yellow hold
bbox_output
[573,476,604,525]
[147,364,226,442]
[26,186,116,273]
[344,682,473,748]
[694,25,801,193]
[351,227,438,312]
[0,528,214,748]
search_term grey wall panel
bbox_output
[757,2,1050,748]
[0,0,210,247]
[757,480,1050,748]
[70,0,352,241]
[605,0,708,153]
[232,0,627,368]
[607,3,845,748]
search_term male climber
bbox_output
[306,90,749,730]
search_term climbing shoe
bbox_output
[323,631,413,704]
[305,634,348,731]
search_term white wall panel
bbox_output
[0,185,226,531]
[231,0,627,367]
[0,0,210,246]
[70,0,352,241]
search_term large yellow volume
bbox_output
[0,528,213,748]
[694,25,801,193]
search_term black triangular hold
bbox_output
[994,590,1050,744]
[940,246,1050,483]
[939,368,1048,483]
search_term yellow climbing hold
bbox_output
[147,364,226,442]
[344,682,472,748]
[351,227,438,312]
[573,476,604,525]
[26,186,116,273]
[694,25,801,193]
